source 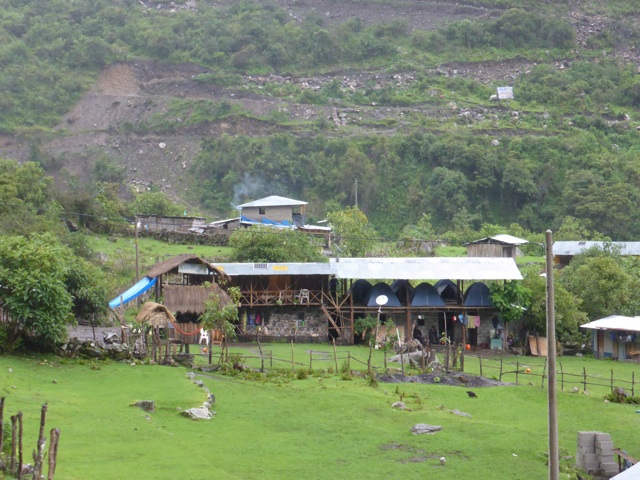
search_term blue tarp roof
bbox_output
[411,282,446,307]
[463,282,493,307]
[108,276,157,309]
[366,283,402,307]
[240,216,290,226]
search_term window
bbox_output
[259,207,266,215]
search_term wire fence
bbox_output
[472,355,637,396]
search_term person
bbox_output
[428,325,439,345]
[329,274,338,301]
[413,325,425,346]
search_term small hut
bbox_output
[135,302,179,361]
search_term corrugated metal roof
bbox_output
[237,195,308,208]
[467,234,528,246]
[553,241,640,256]
[330,257,522,280]
[581,315,640,332]
[612,461,640,479]
[213,262,333,276]
[213,258,522,280]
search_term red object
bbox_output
[465,344,471,350]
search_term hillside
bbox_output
[1,0,640,237]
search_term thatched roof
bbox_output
[146,254,228,280]
[135,302,177,327]
[163,284,232,315]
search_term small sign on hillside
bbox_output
[497,86,514,100]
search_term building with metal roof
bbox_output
[553,241,640,266]
[466,234,529,259]
[581,315,640,360]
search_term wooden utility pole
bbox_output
[546,230,559,480]
[135,215,140,283]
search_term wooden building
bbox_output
[466,234,528,259]
[137,215,206,233]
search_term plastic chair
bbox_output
[199,329,210,345]
[297,289,310,303]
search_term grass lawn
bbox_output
[2,348,639,480]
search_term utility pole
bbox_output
[546,230,559,480]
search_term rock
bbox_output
[103,332,119,344]
[449,409,472,418]
[411,424,442,435]
[132,400,156,413]
[182,406,215,420]
[491,139,500,146]
[391,401,406,410]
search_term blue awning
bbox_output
[108,276,157,308]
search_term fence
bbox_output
[473,355,638,395]
[0,398,60,479]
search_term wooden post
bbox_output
[541,358,547,388]
[10,414,17,475]
[479,356,483,378]
[421,349,425,373]
[611,369,614,393]
[461,325,466,372]
[499,358,503,381]
[384,349,387,373]
[400,348,405,376]
[309,350,313,371]
[0,397,4,455]
[546,229,559,480]
[367,342,373,375]
[560,362,564,391]
[516,361,519,385]
[47,428,60,480]
[33,404,48,479]
[291,340,295,372]
[348,352,351,371]
[332,339,338,373]
[633,371,636,397]
[583,366,587,392]
[257,340,264,373]
[270,350,273,368]
[18,411,23,480]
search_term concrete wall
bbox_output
[242,205,293,223]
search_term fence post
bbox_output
[291,340,295,373]
[611,369,614,393]
[348,352,351,371]
[18,411,23,480]
[560,362,564,391]
[541,358,547,388]
[516,361,519,385]
[34,404,48,479]
[270,350,273,368]
[583,366,587,392]
[384,349,387,373]
[309,351,313,371]
[10,415,16,475]
[0,397,4,455]
[479,356,483,378]
[332,339,338,373]
[257,340,264,373]
[400,348,405,376]
[47,428,60,480]
[633,371,636,397]
[499,358,503,381]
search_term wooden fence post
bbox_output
[309,350,313,371]
[10,414,17,475]
[516,361,519,385]
[499,358,503,381]
[33,404,48,479]
[0,397,4,455]
[332,339,338,373]
[18,411,23,480]
[348,352,351,371]
[257,340,264,373]
[560,362,564,391]
[270,350,273,368]
[583,366,587,392]
[541,358,547,388]
[611,369,614,393]
[400,348,405,376]
[633,371,636,397]
[47,428,60,480]
[479,356,483,378]
[291,340,295,372]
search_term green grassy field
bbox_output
[2,348,639,480]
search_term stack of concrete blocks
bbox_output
[576,431,618,477]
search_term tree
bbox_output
[327,206,377,257]
[489,280,532,349]
[0,233,107,351]
[199,285,241,363]
[128,191,184,217]
[228,226,327,263]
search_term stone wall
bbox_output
[245,308,327,339]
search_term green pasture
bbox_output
[2,348,639,480]
[87,234,233,267]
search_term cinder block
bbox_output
[596,440,614,451]
[577,445,594,454]
[584,453,598,463]
[595,433,611,441]
[599,454,615,464]
[584,460,600,471]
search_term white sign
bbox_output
[497,87,514,99]
[178,263,209,275]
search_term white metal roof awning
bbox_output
[581,315,640,332]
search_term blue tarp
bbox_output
[241,216,290,226]
[108,276,157,308]
[411,282,446,307]
[463,282,493,307]
[366,283,402,307]
[434,279,458,301]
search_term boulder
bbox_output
[411,424,442,435]
[132,400,156,413]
